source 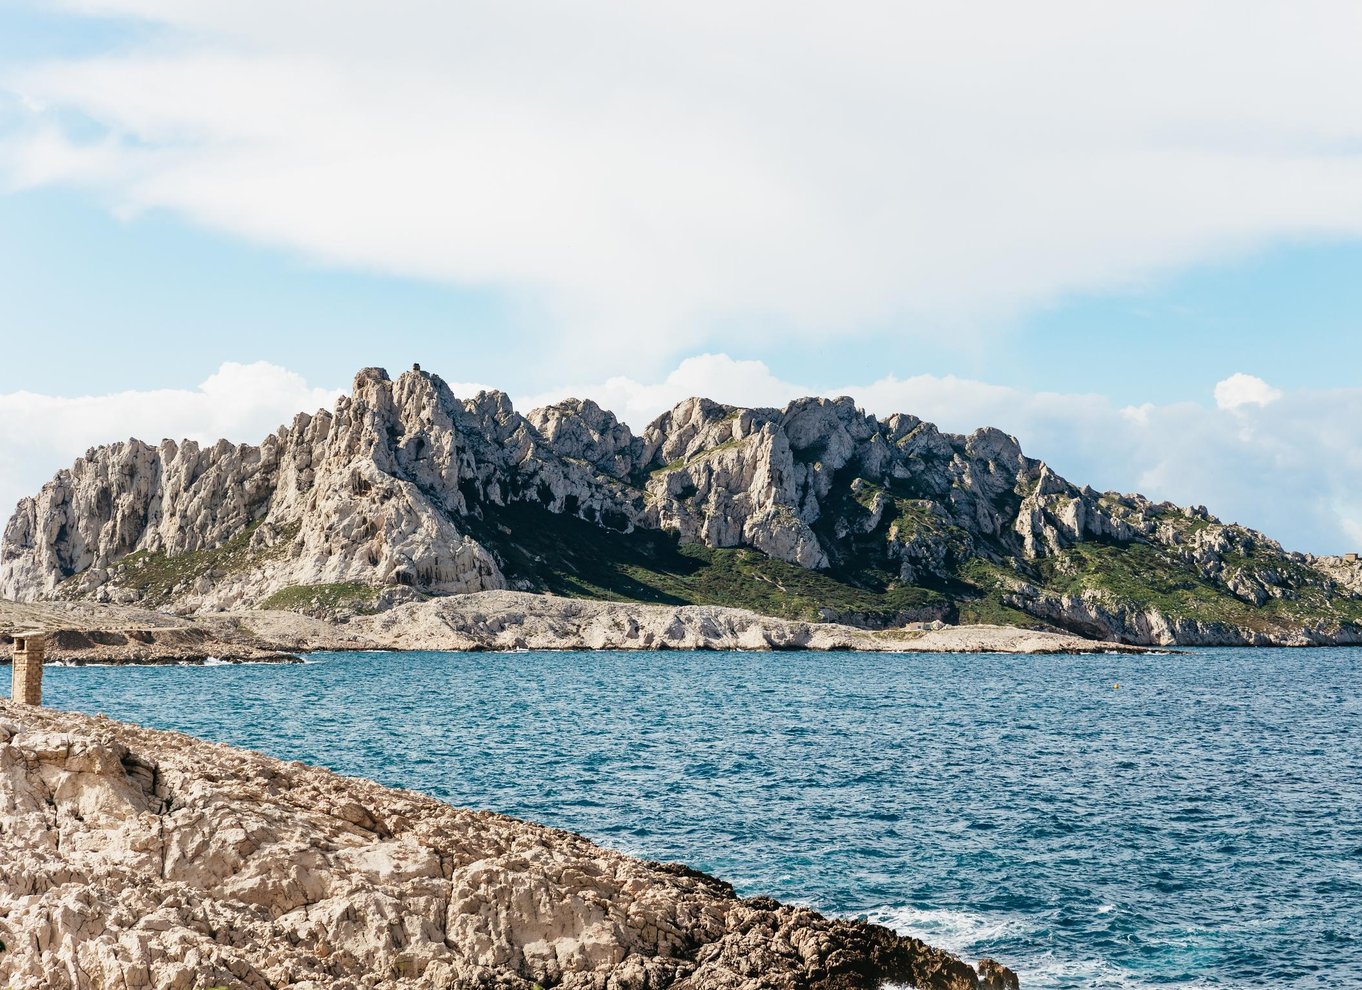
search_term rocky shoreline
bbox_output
[1,593,1147,664]
[0,701,1020,989]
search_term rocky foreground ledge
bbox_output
[0,702,1019,990]
[1,593,1142,664]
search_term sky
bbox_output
[2,1,1362,554]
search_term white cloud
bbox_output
[7,2,1362,359]
[0,362,341,522]
[1214,372,1284,410]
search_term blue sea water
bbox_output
[41,647,1362,989]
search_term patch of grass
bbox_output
[955,595,1049,629]
[949,559,1049,629]
[847,480,884,512]
[258,582,383,614]
[887,498,950,542]
[1039,541,1247,621]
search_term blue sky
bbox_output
[3,1,1362,553]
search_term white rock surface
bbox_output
[0,596,1142,662]
[322,592,1138,654]
[0,702,1018,990]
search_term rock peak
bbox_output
[353,366,391,389]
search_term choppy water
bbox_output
[43,647,1362,989]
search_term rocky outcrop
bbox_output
[0,702,1018,990]
[999,587,1362,648]
[0,368,1045,607]
[1315,554,1362,596]
[273,592,1142,654]
[2,597,1144,660]
[2,369,510,604]
[4,363,1360,645]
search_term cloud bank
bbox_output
[3,358,1359,557]
[7,1,1362,360]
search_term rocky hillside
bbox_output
[4,364,1361,645]
[0,701,1017,989]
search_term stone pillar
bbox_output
[11,632,45,706]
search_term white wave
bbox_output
[877,960,1193,990]
[866,906,1249,990]
[1022,954,1251,990]
[865,905,1032,956]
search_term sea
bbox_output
[42,646,1362,989]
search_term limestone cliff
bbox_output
[4,364,1360,645]
[0,702,1018,989]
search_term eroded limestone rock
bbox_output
[0,703,1017,990]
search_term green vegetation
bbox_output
[955,595,1048,629]
[91,521,300,606]
[1036,540,1362,631]
[471,502,946,625]
[887,498,972,555]
[952,560,1050,629]
[259,582,384,614]
[805,474,975,611]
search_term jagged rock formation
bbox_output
[0,702,1018,990]
[4,364,1361,645]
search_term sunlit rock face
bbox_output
[0,702,1016,990]
[4,363,1360,646]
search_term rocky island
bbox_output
[0,700,1018,989]
[3,364,1360,647]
